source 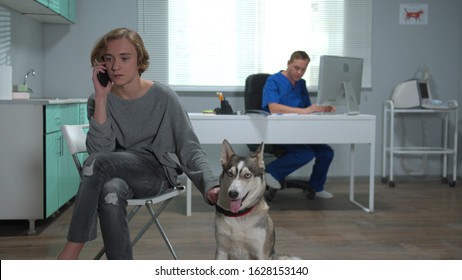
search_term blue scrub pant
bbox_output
[265,144,334,192]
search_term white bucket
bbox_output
[0,65,12,100]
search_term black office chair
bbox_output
[244,73,271,115]
[244,73,284,155]
[244,73,315,201]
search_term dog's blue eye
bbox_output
[243,173,252,179]
[226,171,233,177]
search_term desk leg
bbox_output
[443,114,449,179]
[349,143,375,213]
[389,111,395,184]
[369,141,375,212]
[349,144,355,202]
[186,178,192,216]
[452,109,458,185]
[382,105,387,180]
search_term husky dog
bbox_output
[215,139,297,260]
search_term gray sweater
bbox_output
[86,82,219,197]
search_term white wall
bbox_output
[0,6,44,96]
[3,0,462,179]
[371,0,461,181]
[42,0,137,98]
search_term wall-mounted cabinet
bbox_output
[0,0,75,24]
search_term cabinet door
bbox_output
[45,132,60,218]
[61,104,80,126]
[58,104,80,207]
[0,0,75,24]
[67,0,75,22]
[38,0,75,22]
[79,103,88,124]
[36,0,49,7]
[44,104,82,216]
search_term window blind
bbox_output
[0,7,11,65]
[138,0,372,92]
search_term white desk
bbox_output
[186,113,376,213]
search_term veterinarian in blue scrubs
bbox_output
[262,51,335,199]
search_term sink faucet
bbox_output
[24,69,36,93]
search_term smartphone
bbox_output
[97,70,110,87]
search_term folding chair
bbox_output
[61,124,186,260]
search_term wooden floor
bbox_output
[0,177,461,260]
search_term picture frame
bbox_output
[399,3,429,25]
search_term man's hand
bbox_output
[305,104,336,114]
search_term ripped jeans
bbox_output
[67,151,170,259]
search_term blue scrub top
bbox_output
[261,71,312,112]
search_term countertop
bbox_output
[0,98,87,105]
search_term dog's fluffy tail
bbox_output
[272,254,302,260]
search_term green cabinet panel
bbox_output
[47,0,61,13]
[61,104,80,126]
[44,105,62,133]
[67,0,75,22]
[44,0,75,22]
[45,133,60,218]
[0,0,76,24]
[44,103,85,217]
[79,103,88,124]
[35,0,48,6]
[59,140,80,209]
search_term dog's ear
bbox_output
[220,139,235,166]
[254,142,265,168]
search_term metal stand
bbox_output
[382,100,458,187]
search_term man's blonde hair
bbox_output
[288,51,310,63]
[90,28,150,75]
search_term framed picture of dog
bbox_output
[399,3,429,25]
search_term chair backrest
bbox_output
[244,73,271,112]
[61,124,89,176]
[244,73,285,154]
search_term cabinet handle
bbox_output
[60,135,63,156]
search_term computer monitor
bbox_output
[316,55,364,114]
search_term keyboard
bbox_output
[421,99,450,110]
[312,111,343,115]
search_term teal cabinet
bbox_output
[45,0,76,23]
[0,0,76,24]
[44,103,84,217]
[0,100,87,234]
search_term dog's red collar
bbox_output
[215,205,254,217]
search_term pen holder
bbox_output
[215,100,234,115]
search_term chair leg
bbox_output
[94,247,106,260]
[93,198,179,260]
[144,199,179,260]
[265,189,277,202]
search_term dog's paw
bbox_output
[272,254,302,260]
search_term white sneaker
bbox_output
[316,190,334,199]
[265,173,282,189]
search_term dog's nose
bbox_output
[228,190,239,199]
